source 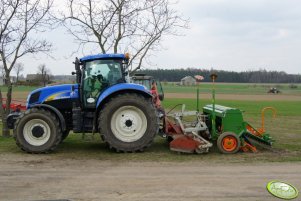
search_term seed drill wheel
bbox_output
[217,132,241,154]
[99,93,159,152]
[13,108,62,153]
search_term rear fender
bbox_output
[96,83,152,109]
[90,83,152,133]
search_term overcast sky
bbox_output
[19,0,301,75]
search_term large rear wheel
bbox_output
[99,93,159,152]
[13,108,62,153]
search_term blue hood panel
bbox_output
[27,84,79,107]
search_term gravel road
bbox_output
[0,154,300,201]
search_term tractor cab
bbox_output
[131,73,164,101]
[75,54,129,108]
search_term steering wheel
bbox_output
[91,74,104,82]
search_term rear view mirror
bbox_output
[74,57,80,72]
[73,57,81,83]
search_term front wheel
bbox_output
[60,130,70,143]
[99,93,159,152]
[13,108,62,153]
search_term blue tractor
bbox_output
[9,54,159,153]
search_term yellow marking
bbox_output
[45,92,66,102]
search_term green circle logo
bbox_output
[267,181,299,200]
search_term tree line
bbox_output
[138,68,301,83]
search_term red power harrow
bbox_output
[1,98,26,112]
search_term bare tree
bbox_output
[0,64,4,77]
[62,0,188,71]
[0,0,54,137]
[37,64,51,86]
[13,63,24,83]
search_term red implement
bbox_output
[164,115,212,154]
[170,135,202,153]
[1,98,26,111]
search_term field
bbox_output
[1,83,301,161]
[163,82,301,95]
[1,83,301,200]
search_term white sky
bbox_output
[18,0,301,75]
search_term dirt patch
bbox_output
[0,153,300,201]
[166,93,301,101]
[11,92,29,101]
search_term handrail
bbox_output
[259,107,276,133]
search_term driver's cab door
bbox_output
[82,59,123,108]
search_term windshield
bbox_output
[83,59,123,107]
[133,79,151,89]
[84,59,123,84]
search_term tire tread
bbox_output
[13,108,62,154]
[98,93,159,152]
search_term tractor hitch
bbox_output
[2,98,26,129]
[7,112,22,129]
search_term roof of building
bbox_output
[181,76,195,81]
[80,53,126,62]
[26,74,38,80]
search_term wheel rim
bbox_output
[221,136,238,152]
[111,106,147,142]
[23,119,51,146]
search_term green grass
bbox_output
[1,132,300,163]
[0,85,37,92]
[163,98,301,116]
[1,98,300,163]
[164,98,301,156]
[162,82,301,95]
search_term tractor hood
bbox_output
[26,84,79,108]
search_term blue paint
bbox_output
[80,54,126,62]
[26,82,151,110]
[96,83,151,108]
[27,84,79,108]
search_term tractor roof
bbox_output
[80,53,126,62]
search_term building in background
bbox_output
[0,76,17,85]
[180,76,196,86]
[26,74,76,84]
[52,75,76,83]
[26,74,38,82]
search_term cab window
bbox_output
[83,59,123,107]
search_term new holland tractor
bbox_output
[7,53,159,153]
